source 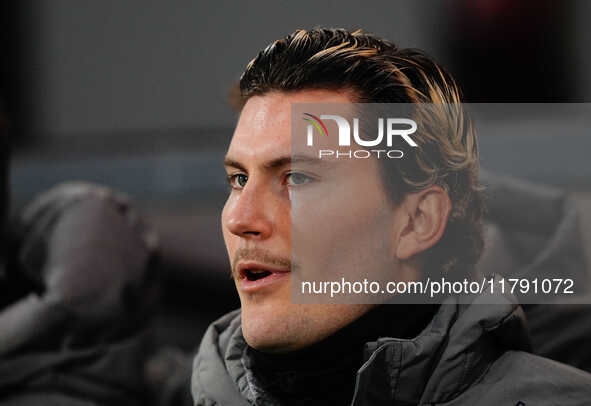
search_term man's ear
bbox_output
[395,186,451,260]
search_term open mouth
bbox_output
[243,268,273,281]
[236,261,290,291]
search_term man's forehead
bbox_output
[226,90,356,164]
[226,118,291,165]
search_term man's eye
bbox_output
[227,173,248,189]
[285,172,314,186]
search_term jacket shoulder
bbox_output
[191,309,248,406]
[441,351,591,406]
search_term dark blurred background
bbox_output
[1,0,590,351]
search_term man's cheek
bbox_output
[223,232,237,264]
[220,205,234,256]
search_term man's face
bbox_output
[222,90,404,352]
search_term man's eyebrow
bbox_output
[263,155,329,169]
[223,155,331,171]
[223,158,247,172]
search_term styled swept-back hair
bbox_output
[231,28,485,276]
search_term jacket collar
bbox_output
[352,291,531,405]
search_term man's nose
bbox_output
[225,183,274,240]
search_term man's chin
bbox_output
[240,300,305,353]
[240,300,377,353]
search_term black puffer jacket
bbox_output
[192,288,591,405]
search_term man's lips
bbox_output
[236,261,290,292]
